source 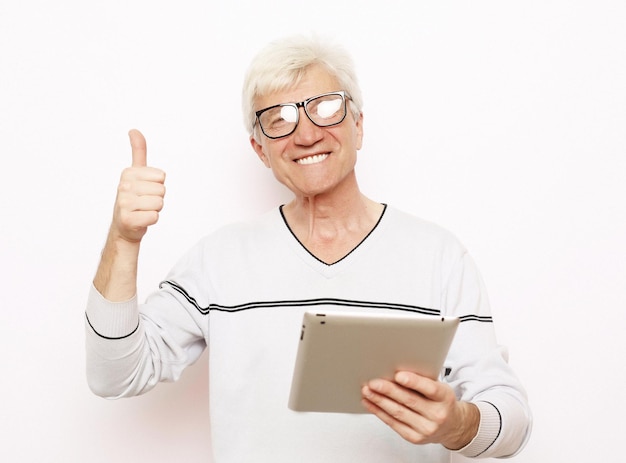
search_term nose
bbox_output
[292,107,324,146]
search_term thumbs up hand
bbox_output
[111,129,166,243]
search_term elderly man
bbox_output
[86,34,531,462]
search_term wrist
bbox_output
[93,227,142,301]
[442,401,480,451]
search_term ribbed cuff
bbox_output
[85,284,140,339]
[455,401,502,458]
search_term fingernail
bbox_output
[368,379,382,391]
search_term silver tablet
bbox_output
[288,310,459,414]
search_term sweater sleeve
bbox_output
[85,282,207,399]
[441,250,532,458]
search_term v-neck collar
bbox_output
[278,204,387,277]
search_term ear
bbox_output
[250,135,271,168]
[355,112,364,151]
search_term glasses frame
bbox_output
[255,90,351,139]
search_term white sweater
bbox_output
[86,205,531,462]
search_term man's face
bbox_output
[250,65,364,199]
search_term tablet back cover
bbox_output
[288,311,459,413]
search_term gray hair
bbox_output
[242,34,363,139]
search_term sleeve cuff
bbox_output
[454,401,502,458]
[85,284,140,339]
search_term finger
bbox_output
[133,195,165,213]
[363,380,425,417]
[120,167,166,187]
[363,375,438,423]
[121,179,166,196]
[128,129,147,167]
[116,188,164,213]
[395,372,446,402]
[361,385,433,444]
[118,210,160,232]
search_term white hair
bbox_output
[242,34,363,138]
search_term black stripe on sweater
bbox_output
[159,280,493,323]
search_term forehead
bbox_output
[254,64,341,110]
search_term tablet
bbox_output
[288,310,459,414]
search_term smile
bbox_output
[295,153,329,165]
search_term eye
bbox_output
[262,105,298,130]
[279,105,298,123]
[314,98,342,119]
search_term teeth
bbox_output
[296,153,329,165]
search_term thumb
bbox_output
[128,129,147,167]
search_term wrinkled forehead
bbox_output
[253,64,340,110]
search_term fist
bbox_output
[111,129,166,243]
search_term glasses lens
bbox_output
[306,93,345,126]
[259,105,298,138]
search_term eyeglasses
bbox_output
[255,91,351,139]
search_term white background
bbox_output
[1,1,624,461]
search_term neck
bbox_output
[282,183,384,264]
